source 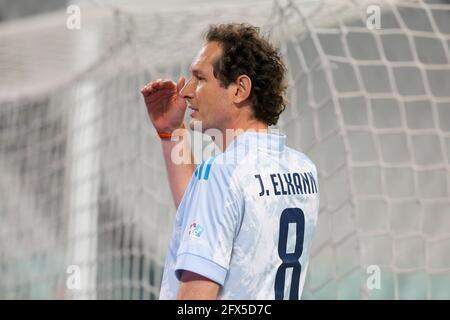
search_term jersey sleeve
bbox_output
[174,157,243,286]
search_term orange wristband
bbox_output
[157,123,185,140]
[157,131,173,140]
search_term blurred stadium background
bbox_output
[0,0,449,299]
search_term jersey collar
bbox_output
[226,130,286,153]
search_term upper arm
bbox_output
[174,158,242,291]
[177,271,220,300]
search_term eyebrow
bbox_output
[189,64,205,76]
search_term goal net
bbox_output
[0,0,449,299]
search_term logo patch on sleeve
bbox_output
[188,223,205,239]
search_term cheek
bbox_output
[196,84,230,115]
[195,84,207,105]
[195,85,212,106]
[217,91,233,111]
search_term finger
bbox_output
[176,77,185,93]
[159,80,176,89]
[141,84,155,97]
[143,79,160,92]
[141,80,157,94]
[142,80,165,95]
[141,83,150,92]
[141,79,175,97]
[154,80,175,90]
[145,90,174,105]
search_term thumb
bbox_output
[176,76,186,94]
[175,77,187,110]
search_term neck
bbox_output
[218,118,268,151]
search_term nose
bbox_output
[180,77,195,100]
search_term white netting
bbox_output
[0,0,449,299]
[272,0,450,299]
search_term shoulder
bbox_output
[193,154,239,183]
[189,155,244,210]
[285,146,318,173]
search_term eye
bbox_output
[194,73,205,81]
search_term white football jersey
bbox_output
[159,131,319,299]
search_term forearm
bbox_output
[161,127,196,209]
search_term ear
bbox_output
[232,75,252,104]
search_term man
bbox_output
[141,23,319,300]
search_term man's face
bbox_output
[181,41,236,133]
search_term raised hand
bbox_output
[141,77,187,133]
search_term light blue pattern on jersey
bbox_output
[159,131,319,299]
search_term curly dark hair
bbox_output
[205,23,288,126]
